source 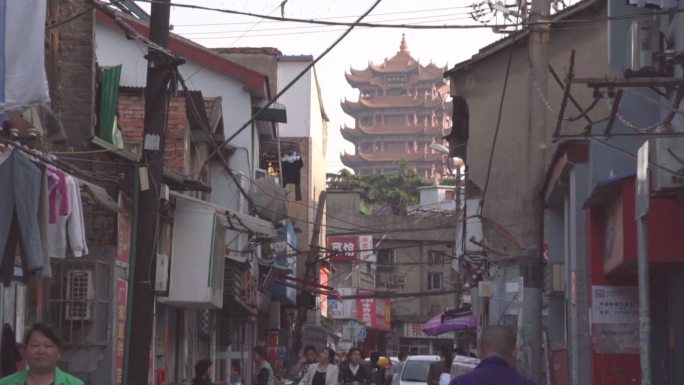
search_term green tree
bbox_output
[327,161,427,214]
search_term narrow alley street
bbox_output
[0,1,683,385]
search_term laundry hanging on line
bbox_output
[0,148,89,286]
[281,152,303,201]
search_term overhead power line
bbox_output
[135,0,684,30]
[340,288,464,300]
[479,31,518,215]
[178,12,479,35]
[172,5,484,27]
[200,0,385,178]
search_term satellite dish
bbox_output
[429,143,450,154]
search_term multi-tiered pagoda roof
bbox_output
[339,35,452,181]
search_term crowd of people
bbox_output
[226,344,405,385]
[0,323,533,385]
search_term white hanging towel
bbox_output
[0,0,50,123]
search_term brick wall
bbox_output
[117,94,190,175]
[51,0,97,150]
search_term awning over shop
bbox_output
[583,173,635,209]
[422,312,476,336]
[171,192,276,237]
[78,178,122,213]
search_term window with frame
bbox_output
[427,272,442,290]
[377,249,396,265]
[427,250,443,267]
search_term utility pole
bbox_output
[520,0,550,381]
[636,142,651,385]
[290,191,327,369]
[124,1,175,384]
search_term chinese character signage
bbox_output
[591,286,638,324]
[328,236,359,261]
[115,279,128,385]
[404,323,428,338]
[116,194,132,265]
[591,285,639,354]
[357,291,391,331]
[358,235,376,263]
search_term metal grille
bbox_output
[65,270,93,321]
[47,259,112,346]
[198,310,210,336]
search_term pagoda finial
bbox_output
[400,33,408,52]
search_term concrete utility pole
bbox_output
[124,1,175,384]
[636,142,652,385]
[520,0,551,381]
[290,191,327,368]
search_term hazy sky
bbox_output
[155,0,501,172]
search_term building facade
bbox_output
[326,190,458,356]
[341,35,451,182]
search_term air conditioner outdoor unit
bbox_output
[65,270,94,321]
[627,20,660,76]
[396,276,407,285]
[651,138,684,191]
[551,264,565,294]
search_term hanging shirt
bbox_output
[47,175,88,258]
[281,153,304,201]
[47,167,69,224]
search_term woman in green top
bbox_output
[0,323,83,385]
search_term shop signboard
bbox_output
[591,285,639,354]
[328,288,356,319]
[116,194,132,265]
[328,236,359,261]
[357,291,391,331]
[114,279,127,385]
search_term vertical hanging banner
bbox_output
[0,0,50,125]
[115,279,128,385]
[358,235,376,263]
[357,291,391,331]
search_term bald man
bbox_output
[449,326,535,385]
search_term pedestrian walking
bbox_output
[298,348,338,385]
[293,346,318,384]
[428,344,454,385]
[0,323,83,385]
[368,353,390,385]
[254,346,276,385]
[339,348,371,385]
[192,360,213,385]
[449,326,535,385]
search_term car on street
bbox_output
[396,355,479,385]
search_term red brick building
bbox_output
[341,35,452,182]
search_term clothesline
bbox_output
[0,139,120,185]
[0,140,97,286]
